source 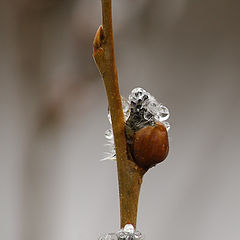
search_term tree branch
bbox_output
[93,0,145,228]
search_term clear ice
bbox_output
[103,87,170,161]
[105,129,113,140]
[128,87,170,124]
[99,224,144,240]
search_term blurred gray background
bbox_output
[0,0,240,240]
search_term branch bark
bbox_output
[93,0,145,228]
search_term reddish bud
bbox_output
[132,122,169,169]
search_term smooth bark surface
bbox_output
[93,0,145,228]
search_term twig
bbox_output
[93,0,145,228]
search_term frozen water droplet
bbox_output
[103,127,116,162]
[141,94,152,110]
[123,224,134,234]
[147,98,160,116]
[105,129,113,140]
[163,121,170,131]
[129,88,146,102]
[108,110,112,124]
[153,105,170,123]
[143,111,153,121]
[118,230,128,239]
[158,105,169,121]
[121,97,130,121]
[134,231,143,239]
[154,114,164,122]
[99,226,144,240]
[129,88,150,110]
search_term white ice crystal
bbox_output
[105,129,113,140]
[128,87,170,128]
[123,224,134,234]
[99,224,144,240]
[121,96,130,121]
[129,87,148,103]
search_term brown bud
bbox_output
[132,122,169,169]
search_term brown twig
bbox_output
[93,0,145,228]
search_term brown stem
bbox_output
[93,0,145,228]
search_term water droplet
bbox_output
[121,97,130,121]
[105,129,113,140]
[129,88,146,102]
[143,111,153,121]
[107,110,112,124]
[163,121,170,131]
[123,224,134,234]
[134,231,143,239]
[158,105,169,121]
[129,88,150,110]
[146,98,160,115]
[99,226,144,240]
[117,230,128,239]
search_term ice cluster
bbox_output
[99,224,144,240]
[103,87,170,161]
[127,87,170,131]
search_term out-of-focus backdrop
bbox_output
[1,0,240,240]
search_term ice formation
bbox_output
[99,224,144,240]
[103,87,170,161]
